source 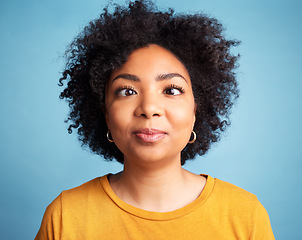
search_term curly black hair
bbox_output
[59,0,240,165]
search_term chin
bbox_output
[124,150,181,166]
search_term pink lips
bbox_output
[133,128,167,143]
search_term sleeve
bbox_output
[251,199,275,240]
[35,194,62,240]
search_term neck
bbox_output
[109,156,205,212]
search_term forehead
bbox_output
[109,44,191,83]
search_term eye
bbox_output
[163,84,185,96]
[116,86,137,97]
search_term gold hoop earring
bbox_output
[188,131,196,144]
[107,131,114,143]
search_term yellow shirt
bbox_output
[35,175,275,239]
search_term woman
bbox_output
[36,0,274,239]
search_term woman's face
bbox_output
[105,44,196,165]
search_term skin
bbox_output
[105,44,206,212]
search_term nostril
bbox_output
[135,100,164,118]
[139,113,160,118]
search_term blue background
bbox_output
[1,0,301,239]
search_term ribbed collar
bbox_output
[99,174,215,221]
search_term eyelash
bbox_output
[163,84,185,95]
[114,84,185,96]
[115,85,137,96]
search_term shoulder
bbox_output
[207,176,265,217]
[202,176,275,239]
[41,175,108,218]
[61,176,104,197]
[213,177,257,201]
[35,175,110,239]
[58,175,109,208]
[42,175,106,213]
[210,176,273,227]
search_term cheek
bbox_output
[168,105,195,150]
[107,103,132,132]
[169,102,195,129]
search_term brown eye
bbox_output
[117,88,137,96]
[163,85,184,95]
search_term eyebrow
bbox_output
[112,74,140,82]
[157,73,188,83]
[112,73,188,84]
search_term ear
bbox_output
[105,112,110,130]
[103,83,110,130]
[192,103,197,130]
[102,105,110,130]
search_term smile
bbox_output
[133,128,167,143]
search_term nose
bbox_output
[134,92,164,118]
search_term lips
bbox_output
[133,128,167,143]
